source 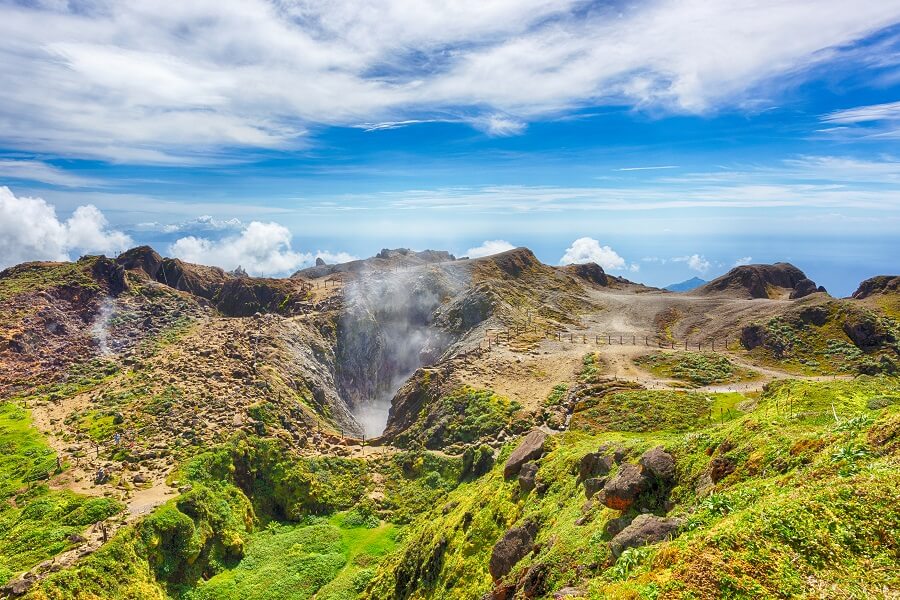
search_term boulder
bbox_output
[599,463,646,511]
[609,514,682,557]
[789,278,820,299]
[489,522,538,581]
[583,477,607,499]
[518,462,539,494]
[504,430,548,479]
[604,515,631,537]
[577,452,614,481]
[638,447,675,482]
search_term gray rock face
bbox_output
[578,452,614,481]
[489,521,538,581]
[518,462,539,494]
[504,430,548,479]
[609,514,682,557]
[638,446,675,482]
[789,277,820,299]
[599,463,646,510]
[583,476,607,499]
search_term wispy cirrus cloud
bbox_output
[0,159,102,188]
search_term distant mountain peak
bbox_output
[664,276,707,292]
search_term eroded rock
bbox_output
[489,521,538,581]
[503,430,548,479]
[598,463,646,511]
[609,514,682,557]
[638,446,675,482]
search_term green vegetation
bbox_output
[14,375,900,599]
[571,389,745,433]
[394,386,522,449]
[0,402,123,586]
[746,305,900,375]
[185,517,397,600]
[580,352,603,382]
[365,375,900,599]
[635,351,758,386]
[544,383,568,407]
[0,257,102,303]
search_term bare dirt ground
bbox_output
[451,286,843,409]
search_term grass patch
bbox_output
[570,389,745,433]
[0,402,123,585]
[635,352,758,387]
[394,386,522,450]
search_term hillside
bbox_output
[0,247,898,599]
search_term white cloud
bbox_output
[0,159,101,187]
[559,237,627,270]
[169,221,355,276]
[471,114,527,136]
[0,186,132,269]
[465,239,516,258]
[616,166,679,172]
[673,253,712,273]
[0,1,898,161]
[821,100,900,124]
[733,256,753,266]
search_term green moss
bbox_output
[394,386,522,449]
[367,377,900,599]
[571,389,744,433]
[0,258,101,303]
[635,352,758,387]
[0,402,124,585]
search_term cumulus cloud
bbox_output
[0,186,132,269]
[559,237,627,270]
[673,253,712,273]
[733,256,753,266]
[464,239,515,258]
[0,1,898,160]
[169,221,355,276]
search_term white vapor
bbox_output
[465,239,515,258]
[169,221,355,276]
[733,256,753,266]
[0,186,132,269]
[559,237,627,271]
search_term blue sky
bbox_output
[1,1,899,295]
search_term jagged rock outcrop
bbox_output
[597,463,646,510]
[789,277,826,299]
[503,430,548,479]
[561,262,608,286]
[117,247,309,317]
[489,521,538,581]
[609,514,682,557]
[697,263,816,299]
[116,245,164,280]
[852,275,900,299]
